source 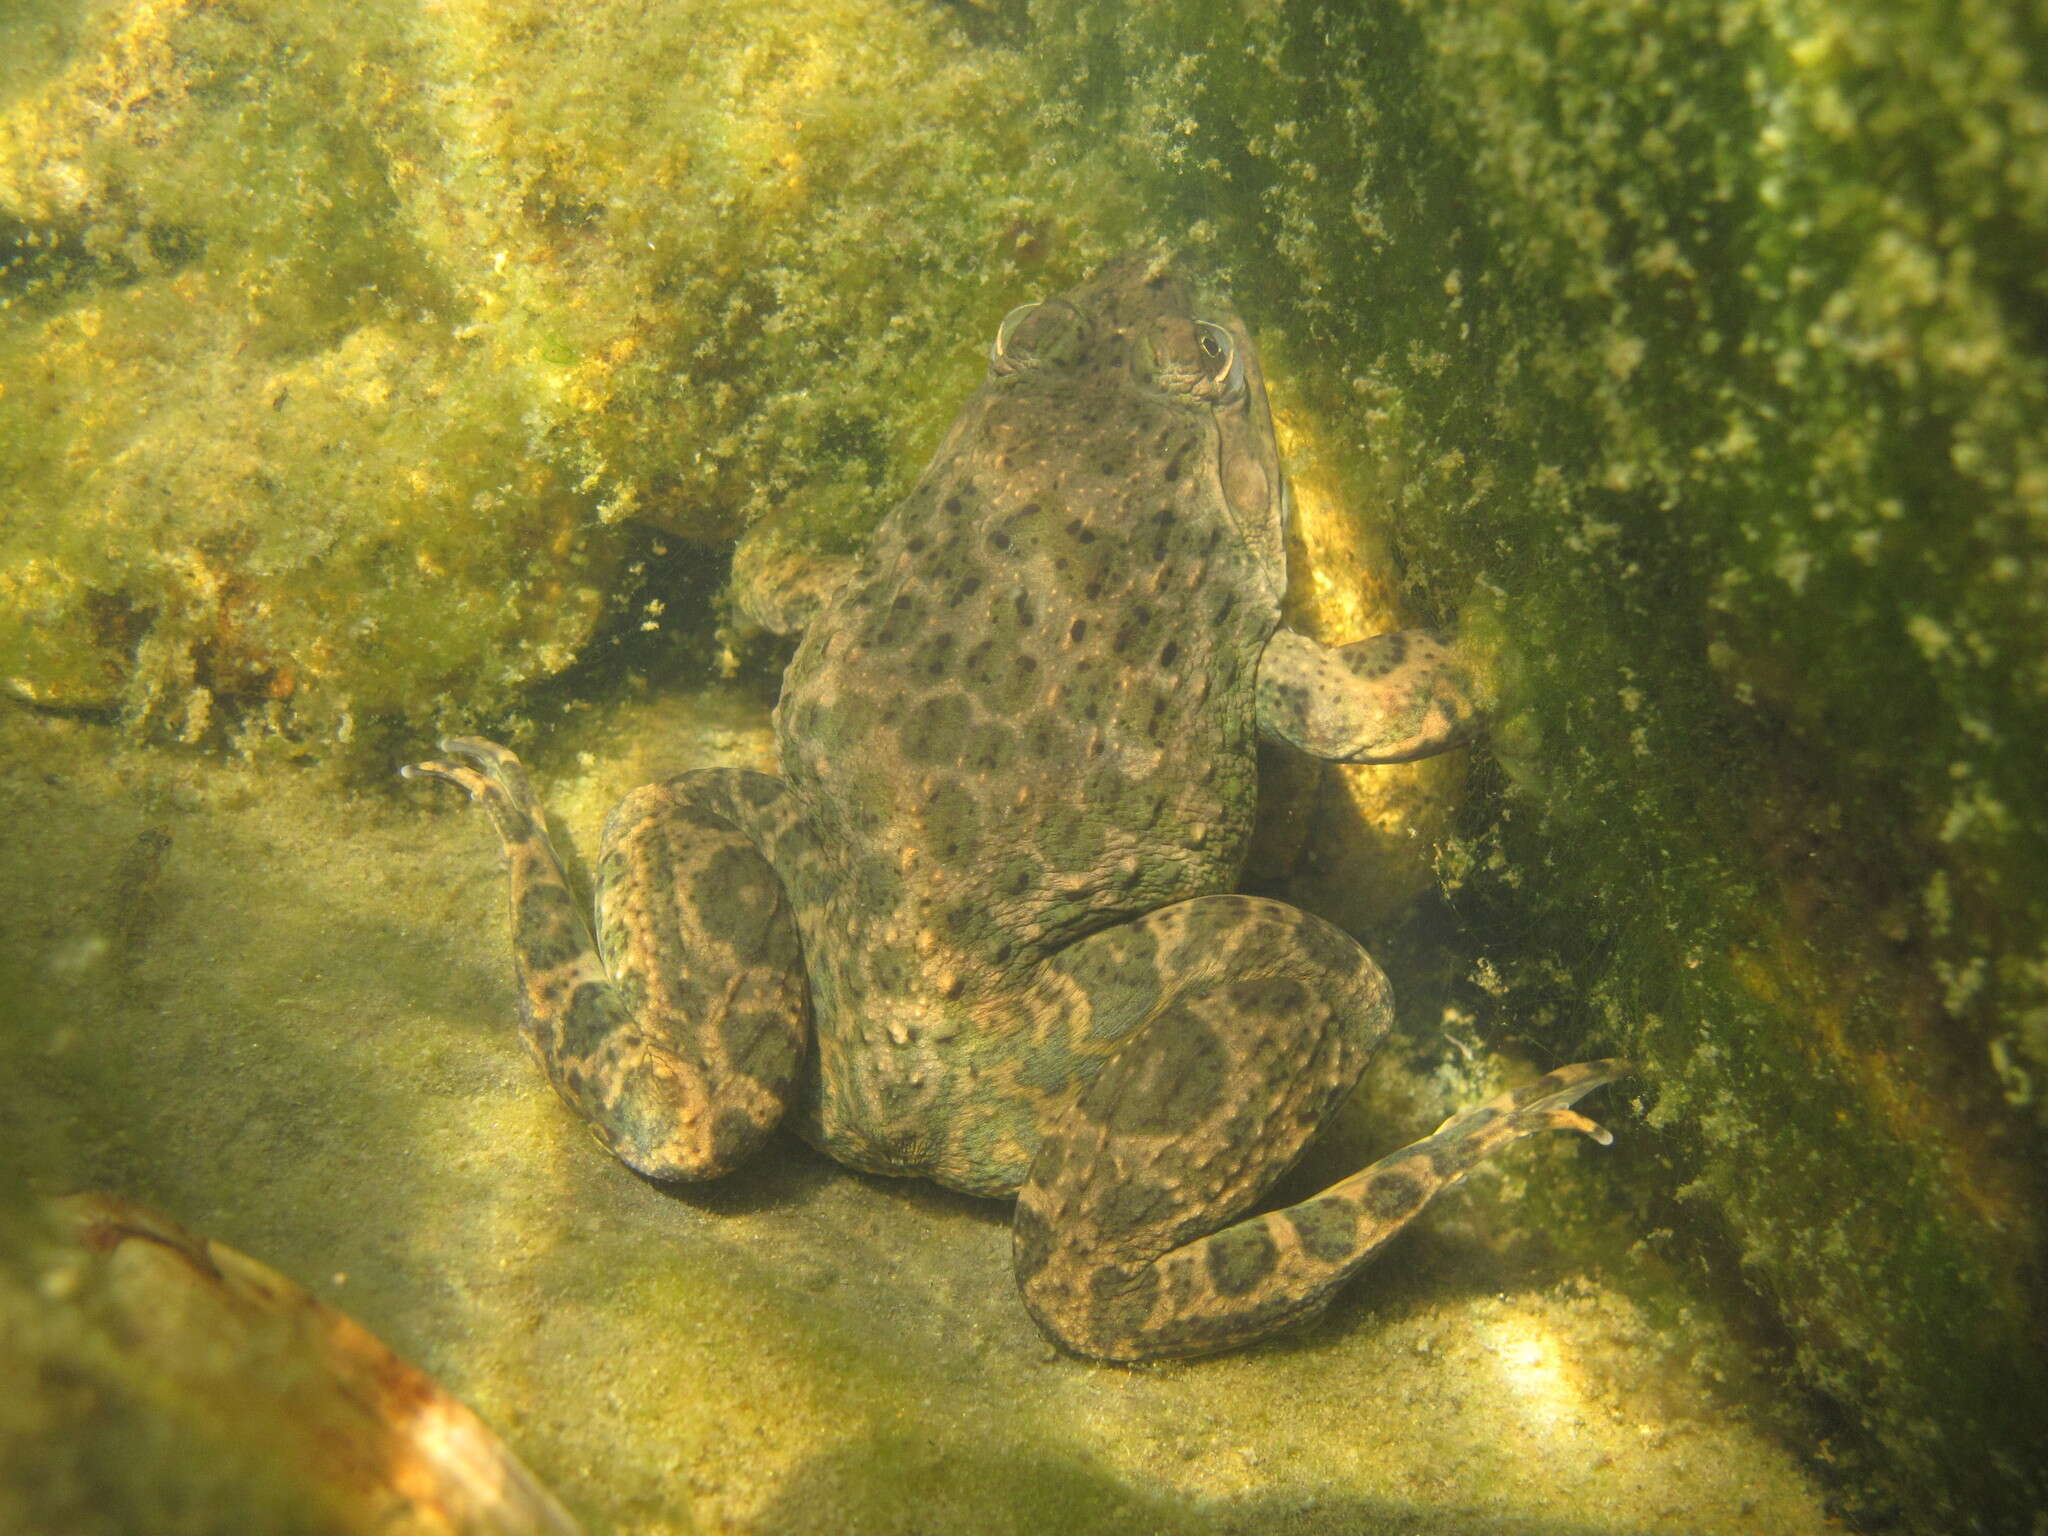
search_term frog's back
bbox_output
[773,278,1281,995]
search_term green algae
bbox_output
[0,0,1143,758]
[0,0,603,749]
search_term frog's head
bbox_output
[984,249,1290,609]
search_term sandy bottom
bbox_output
[0,695,1834,1534]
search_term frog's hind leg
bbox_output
[404,738,807,1182]
[1012,895,1624,1361]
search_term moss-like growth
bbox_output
[0,0,1144,759]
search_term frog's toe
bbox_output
[1510,1058,1630,1139]
[402,737,543,818]
[399,757,492,800]
[434,736,519,771]
[1535,1105,1614,1146]
[1430,1057,1631,1147]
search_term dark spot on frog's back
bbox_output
[922,778,983,855]
[993,653,1040,712]
[971,721,1016,774]
[916,630,956,679]
[902,693,975,765]
[962,637,997,682]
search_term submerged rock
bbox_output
[0,1192,577,1535]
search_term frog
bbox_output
[405,250,1624,1363]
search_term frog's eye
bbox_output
[991,303,1042,366]
[1194,322,1236,384]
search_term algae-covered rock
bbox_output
[0,0,1140,755]
[0,0,609,744]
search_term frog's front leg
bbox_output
[1256,627,1486,763]
[403,739,808,1181]
[1013,894,1622,1362]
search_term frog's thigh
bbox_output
[1256,626,1484,763]
[1013,894,1388,1359]
[411,742,806,1181]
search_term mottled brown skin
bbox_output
[407,252,1623,1362]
